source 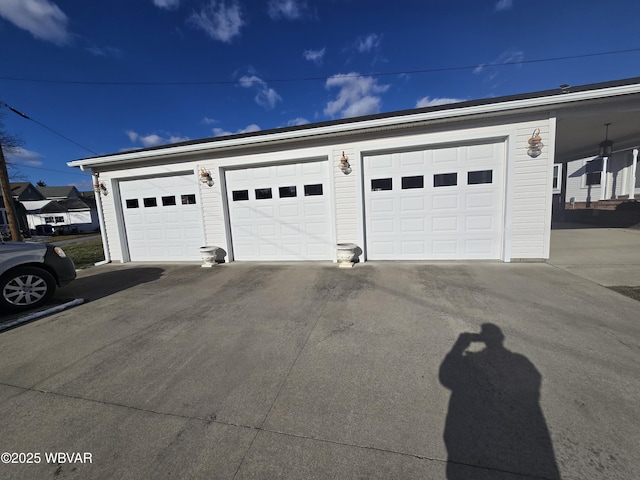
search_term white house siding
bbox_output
[508,119,554,260]
[197,163,227,253]
[332,147,360,251]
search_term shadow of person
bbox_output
[439,324,561,479]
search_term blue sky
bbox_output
[1,0,640,190]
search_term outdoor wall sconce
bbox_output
[99,183,108,196]
[339,152,352,174]
[200,167,214,187]
[527,129,544,158]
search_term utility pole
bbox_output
[0,140,22,241]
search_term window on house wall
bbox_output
[44,216,54,223]
[55,216,64,223]
[585,159,602,186]
[552,164,562,192]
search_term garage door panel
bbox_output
[400,197,425,211]
[433,217,458,232]
[466,215,494,231]
[465,192,494,208]
[401,218,425,232]
[306,222,327,235]
[370,198,394,213]
[432,240,458,255]
[365,142,504,260]
[120,174,205,261]
[226,161,332,261]
[433,195,458,210]
[304,203,325,216]
[465,239,493,255]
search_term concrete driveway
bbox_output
[1,231,639,479]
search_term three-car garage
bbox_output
[71,77,640,265]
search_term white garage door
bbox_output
[226,161,332,261]
[119,174,205,261]
[364,142,505,260]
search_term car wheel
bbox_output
[0,267,56,312]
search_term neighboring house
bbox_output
[9,182,99,235]
[0,195,30,238]
[36,185,83,201]
[68,77,640,264]
[9,182,46,201]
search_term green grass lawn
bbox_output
[61,238,105,269]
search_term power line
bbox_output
[0,102,98,155]
[0,47,639,87]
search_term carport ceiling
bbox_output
[555,94,640,162]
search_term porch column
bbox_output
[630,148,638,200]
[599,155,608,201]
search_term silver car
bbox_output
[0,242,76,312]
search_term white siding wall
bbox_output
[197,163,228,256]
[332,148,360,251]
[508,120,553,260]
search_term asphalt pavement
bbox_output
[0,227,639,479]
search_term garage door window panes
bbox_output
[232,190,249,201]
[371,178,392,191]
[144,197,157,207]
[126,199,139,208]
[279,186,297,198]
[304,184,323,196]
[434,173,457,187]
[402,175,424,189]
[181,194,196,205]
[468,170,493,185]
[255,188,272,199]
[162,196,176,206]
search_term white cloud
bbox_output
[474,49,524,78]
[415,96,465,108]
[212,124,261,136]
[153,0,180,9]
[189,0,244,43]
[126,130,189,148]
[239,75,282,109]
[303,47,325,65]
[0,0,70,46]
[3,146,44,167]
[86,45,122,58]
[287,117,309,126]
[324,73,389,119]
[268,0,306,20]
[495,0,513,11]
[356,33,381,53]
[202,117,218,125]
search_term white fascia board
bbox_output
[67,82,640,169]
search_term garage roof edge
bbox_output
[67,76,640,169]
